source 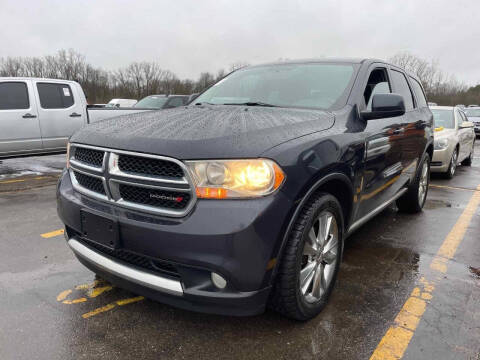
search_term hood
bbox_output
[434,128,456,140]
[467,116,480,123]
[73,105,334,159]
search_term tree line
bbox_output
[388,52,479,106]
[0,49,248,103]
[1,49,478,105]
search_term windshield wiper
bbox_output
[223,102,278,107]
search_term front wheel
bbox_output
[444,148,458,179]
[396,153,430,213]
[269,193,344,321]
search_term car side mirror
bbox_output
[459,121,474,128]
[361,93,406,121]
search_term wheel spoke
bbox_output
[304,228,318,255]
[322,250,337,265]
[300,262,316,294]
[323,262,335,284]
[311,263,326,298]
[323,236,338,255]
[323,215,333,242]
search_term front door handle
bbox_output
[22,113,37,119]
[393,127,405,135]
[69,112,82,117]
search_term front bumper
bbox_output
[431,146,454,173]
[57,170,294,316]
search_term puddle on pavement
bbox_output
[424,199,452,209]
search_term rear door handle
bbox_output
[22,113,37,119]
[393,127,405,135]
[70,112,82,117]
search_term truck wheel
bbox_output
[269,192,343,321]
[461,142,474,166]
[396,153,430,213]
[443,148,458,179]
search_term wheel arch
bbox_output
[270,172,354,284]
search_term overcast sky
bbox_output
[1,0,480,85]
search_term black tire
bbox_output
[268,192,344,321]
[396,153,430,213]
[461,142,474,166]
[443,147,458,179]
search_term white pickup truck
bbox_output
[0,78,155,158]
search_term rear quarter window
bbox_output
[37,83,74,109]
[390,70,414,111]
[0,82,29,110]
[409,77,428,108]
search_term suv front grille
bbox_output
[73,171,105,195]
[119,184,191,209]
[118,154,184,178]
[77,236,179,278]
[68,145,195,217]
[74,147,104,168]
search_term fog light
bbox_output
[211,272,227,289]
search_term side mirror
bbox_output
[460,121,474,129]
[361,93,406,120]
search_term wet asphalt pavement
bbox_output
[0,146,479,360]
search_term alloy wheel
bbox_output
[450,150,458,177]
[300,211,339,303]
[418,161,429,205]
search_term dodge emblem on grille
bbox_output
[149,193,184,202]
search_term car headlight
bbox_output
[185,159,285,198]
[434,138,449,150]
[66,142,71,169]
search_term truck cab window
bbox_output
[363,68,391,110]
[0,82,29,110]
[166,97,184,108]
[37,83,74,109]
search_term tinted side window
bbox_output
[409,77,428,108]
[363,68,391,111]
[390,70,414,111]
[166,97,185,108]
[37,83,74,109]
[0,82,29,110]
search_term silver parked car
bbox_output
[431,106,475,178]
[0,77,151,158]
[464,106,480,137]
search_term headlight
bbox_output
[185,159,285,199]
[434,138,449,150]
[66,142,71,169]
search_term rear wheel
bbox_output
[461,142,474,166]
[396,153,430,213]
[269,193,343,321]
[444,148,458,179]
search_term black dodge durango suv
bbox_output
[57,59,433,320]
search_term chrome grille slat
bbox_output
[68,144,196,217]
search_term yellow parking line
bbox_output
[0,175,60,185]
[0,178,26,184]
[429,184,478,192]
[41,229,64,238]
[370,184,480,360]
[82,296,144,319]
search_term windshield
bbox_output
[134,96,167,108]
[465,108,480,117]
[431,109,455,129]
[194,63,356,110]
